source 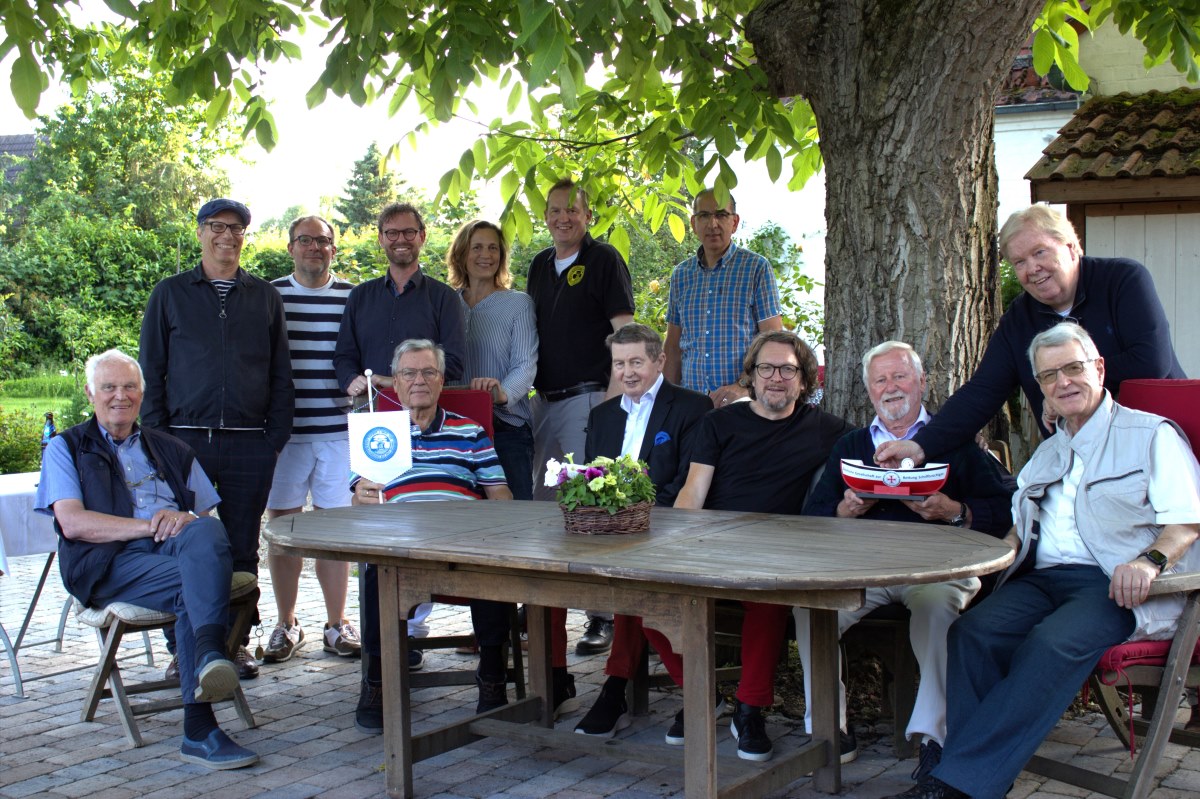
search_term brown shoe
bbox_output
[165,655,180,681]
[234,646,259,680]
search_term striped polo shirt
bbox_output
[351,408,507,501]
[271,274,355,441]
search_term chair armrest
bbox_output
[1148,570,1200,596]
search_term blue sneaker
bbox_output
[179,728,258,770]
[194,651,238,703]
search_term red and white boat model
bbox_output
[839,459,949,500]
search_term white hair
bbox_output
[861,341,924,386]
[85,349,145,393]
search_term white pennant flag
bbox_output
[348,410,413,486]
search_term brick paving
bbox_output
[3,547,1198,798]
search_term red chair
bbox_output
[1025,378,1200,799]
[372,386,495,438]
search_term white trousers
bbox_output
[794,577,979,744]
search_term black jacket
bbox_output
[585,380,713,506]
[138,263,294,451]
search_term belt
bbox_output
[541,382,605,403]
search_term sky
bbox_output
[0,28,827,268]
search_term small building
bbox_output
[1026,88,1200,376]
[0,133,37,184]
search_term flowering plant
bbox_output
[544,453,655,513]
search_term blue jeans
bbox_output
[89,517,233,705]
[934,565,1135,798]
[491,417,534,501]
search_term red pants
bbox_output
[604,601,789,707]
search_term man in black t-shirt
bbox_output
[659,331,851,762]
[526,178,636,657]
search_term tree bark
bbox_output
[746,0,1043,430]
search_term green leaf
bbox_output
[1032,29,1055,75]
[765,144,782,183]
[205,88,232,129]
[500,169,520,203]
[528,31,566,89]
[609,223,631,263]
[10,52,45,117]
[102,0,138,16]
[667,213,686,243]
[507,81,522,114]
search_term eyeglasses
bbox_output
[203,221,247,236]
[292,235,334,247]
[383,228,422,241]
[693,211,735,223]
[754,363,799,380]
[1034,358,1097,385]
[397,368,441,382]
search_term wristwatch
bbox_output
[948,502,967,528]
[1139,549,1168,573]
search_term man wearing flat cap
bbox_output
[139,198,294,679]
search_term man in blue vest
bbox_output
[36,349,257,770]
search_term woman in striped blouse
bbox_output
[447,220,539,500]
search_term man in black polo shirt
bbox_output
[527,178,635,656]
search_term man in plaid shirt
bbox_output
[664,188,784,407]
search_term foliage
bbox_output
[334,142,407,233]
[5,2,1197,260]
[546,454,656,513]
[0,407,42,475]
[7,59,238,231]
[0,370,75,398]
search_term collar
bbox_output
[412,406,445,435]
[696,242,737,270]
[868,406,931,444]
[189,262,246,284]
[97,421,141,450]
[385,267,424,296]
[1056,389,1112,460]
[620,373,665,414]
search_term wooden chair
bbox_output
[841,603,919,757]
[1024,378,1200,799]
[75,571,259,747]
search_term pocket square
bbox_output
[654,431,670,446]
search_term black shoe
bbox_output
[355,679,384,734]
[882,777,968,799]
[476,673,508,714]
[165,655,180,682]
[234,646,259,680]
[408,647,424,672]
[730,701,773,762]
[665,694,728,745]
[552,671,580,719]
[574,617,614,656]
[574,679,630,738]
[841,728,859,764]
[911,739,942,782]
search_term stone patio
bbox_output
[2,547,1198,799]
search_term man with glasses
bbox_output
[261,216,360,665]
[348,339,515,733]
[334,201,466,395]
[140,198,294,681]
[653,331,852,761]
[890,321,1200,799]
[665,188,783,407]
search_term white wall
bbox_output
[1086,213,1200,377]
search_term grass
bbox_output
[0,397,76,419]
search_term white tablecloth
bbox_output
[0,472,57,575]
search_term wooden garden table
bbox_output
[264,500,1012,798]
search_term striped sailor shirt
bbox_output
[666,243,782,395]
[272,274,355,441]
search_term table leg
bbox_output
[681,596,718,799]
[810,608,842,793]
[380,565,414,799]
[525,605,552,727]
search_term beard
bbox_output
[878,393,913,422]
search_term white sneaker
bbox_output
[262,622,304,663]
[323,621,362,657]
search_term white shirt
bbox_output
[619,372,664,458]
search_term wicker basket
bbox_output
[561,500,652,535]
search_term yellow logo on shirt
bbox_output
[566,264,585,286]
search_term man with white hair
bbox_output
[36,349,257,769]
[889,322,1200,799]
[798,340,1014,778]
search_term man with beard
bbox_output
[655,331,852,762]
[797,340,1014,778]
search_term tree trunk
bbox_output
[746,0,1043,430]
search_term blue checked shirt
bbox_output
[666,243,782,394]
